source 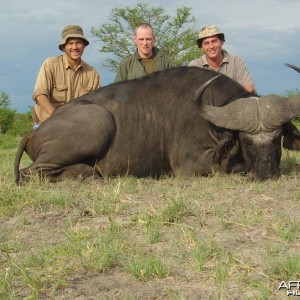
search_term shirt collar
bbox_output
[62,54,83,70]
[135,47,157,60]
[201,50,229,66]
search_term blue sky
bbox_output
[1,0,300,113]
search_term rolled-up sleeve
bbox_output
[32,58,54,101]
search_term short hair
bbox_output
[134,22,153,35]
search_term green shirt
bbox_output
[114,46,172,82]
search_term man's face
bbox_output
[62,38,85,61]
[201,36,224,59]
[134,27,155,58]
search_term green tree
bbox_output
[0,91,10,108]
[91,2,201,73]
[0,91,16,133]
[0,108,15,134]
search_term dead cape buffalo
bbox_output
[14,66,300,183]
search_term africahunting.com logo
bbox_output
[278,281,300,296]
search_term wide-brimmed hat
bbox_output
[196,25,225,47]
[58,25,89,51]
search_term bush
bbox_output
[8,111,32,136]
[0,110,32,150]
[0,134,20,149]
[0,108,16,133]
[285,90,300,126]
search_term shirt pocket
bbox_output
[53,84,68,103]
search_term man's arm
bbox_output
[245,83,254,93]
[35,94,55,120]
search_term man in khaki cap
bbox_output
[32,25,100,126]
[189,25,254,93]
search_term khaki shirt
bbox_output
[188,51,253,88]
[32,54,100,122]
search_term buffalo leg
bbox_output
[20,104,116,182]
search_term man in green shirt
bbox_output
[114,22,172,82]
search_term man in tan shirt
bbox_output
[189,25,254,93]
[32,25,100,126]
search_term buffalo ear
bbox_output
[282,122,300,150]
[212,132,237,164]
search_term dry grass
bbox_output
[0,148,300,299]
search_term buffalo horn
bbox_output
[255,95,300,130]
[198,97,260,133]
[199,95,300,133]
[195,73,222,99]
[285,63,300,73]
